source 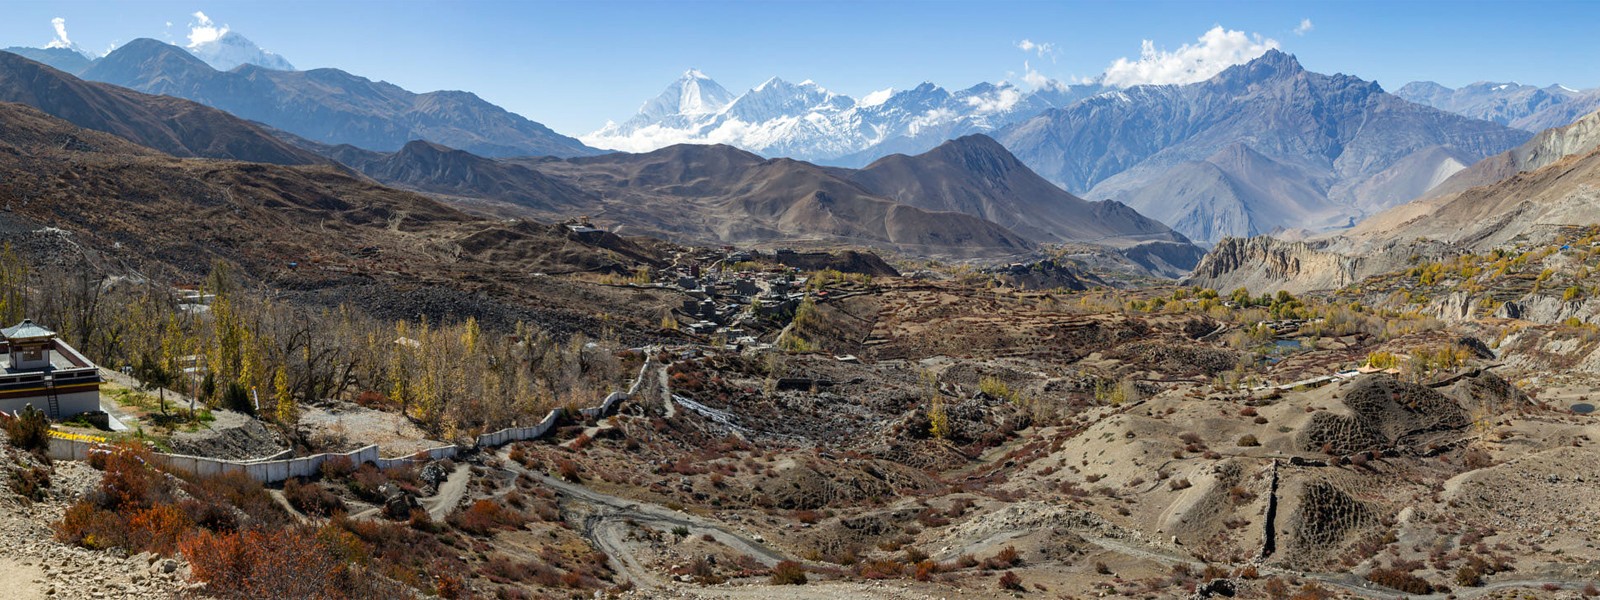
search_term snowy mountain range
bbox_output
[582,69,1103,165]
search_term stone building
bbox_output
[0,319,103,419]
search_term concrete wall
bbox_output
[47,353,654,484]
[2,390,100,419]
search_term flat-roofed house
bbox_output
[0,319,103,419]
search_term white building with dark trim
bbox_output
[0,320,103,418]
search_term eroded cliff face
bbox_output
[1183,236,1360,294]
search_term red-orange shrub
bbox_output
[447,499,527,535]
[128,505,193,555]
[180,527,349,599]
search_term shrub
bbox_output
[0,405,50,451]
[127,504,192,555]
[770,560,807,585]
[98,443,162,510]
[857,559,903,579]
[284,478,347,517]
[1454,566,1481,587]
[1238,434,1260,447]
[556,458,581,483]
[447,499,527,535]
[180,526,350,598]
[1463,448,1494,469]
[982,546,1022,570]
[998,570,1023,591]
[1365,567,1433,594]
[7,466,50,503]
[320,456,356,480]
[1169,478,1192,491]
[55,502,127,550]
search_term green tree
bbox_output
[135,352,176,415]
[274,366,297,427]
[0,242,27,325]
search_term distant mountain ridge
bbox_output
[0,46,91,74]
[74,38,597,158]
[1395,80,1600,132]
[993,50,1531,243]
[584,69,1103,166]
[316,133,1200,268]
[0,50,325,165]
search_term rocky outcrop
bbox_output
[1182,236,1359,294]
[1495,294,1600,325]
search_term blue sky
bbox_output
[4,1,1599,136]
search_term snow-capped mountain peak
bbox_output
[187,31,294,71]
[860,88,895,107]
[636,68,735,122]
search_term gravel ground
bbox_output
[0,460,192,600]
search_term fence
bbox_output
[46,351,653,484]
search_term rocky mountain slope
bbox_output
[846,135,1190,248]
[76,38,596,158]
[584,69,1101,165]
[1341,139,1600,252]
[994,50,1530,243]
[1191,107,1600,295]
[1426,107,1600,197]
[0,50,325,165]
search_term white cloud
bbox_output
[1016,38,1057,61]
[1294,19,1314,36]
[965,85,1023,114]
[1018,60,1076,92]
[45,17,74,49]
[1021,60,1051,89]
[187,11,229,48]
[1100,26,1280,87]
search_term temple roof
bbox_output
[1,319,56,341]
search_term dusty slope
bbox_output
[0,101,682,336]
